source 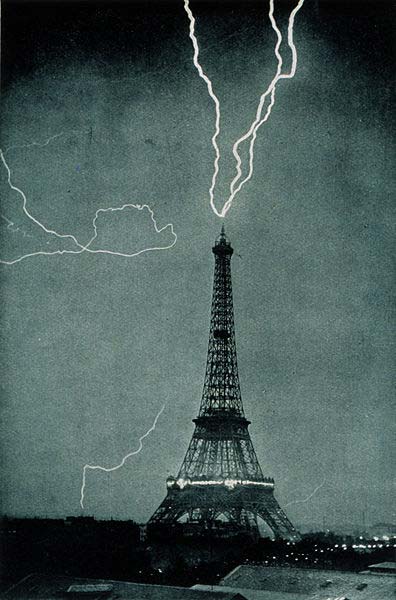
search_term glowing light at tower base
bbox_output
[167,477,275,490]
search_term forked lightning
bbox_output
[183,0,305,217]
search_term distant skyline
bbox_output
[1,0,394,529]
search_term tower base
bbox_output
[148,482,300,541]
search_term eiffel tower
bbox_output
[148,228,299,540]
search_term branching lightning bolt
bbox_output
[183,0,305,217]
[80,404,165,509]
[0,132,177,265]
[284,479,326,508]
[226,0,305,214]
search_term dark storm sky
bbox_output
[1,0,394,529]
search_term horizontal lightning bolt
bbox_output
[3,129,88,155]
[0,134,177,265]
[183,0,305,217]
[80,404,165,509]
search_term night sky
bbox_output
[1,0,394,530]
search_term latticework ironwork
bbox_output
[148,228,299,540]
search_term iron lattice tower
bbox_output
[148,228,299,540]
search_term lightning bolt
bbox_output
[284,479,326,508]
[0,133,177,265]
[183,0,305,217]
[226,0,305,214]
[80,404,165,509]
[0,214,33,238]
[2,129,87,155]
[183,0,221,218]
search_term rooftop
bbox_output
[2,575,247,600]
[193,584,309,599]
[220,565,395,600]
[367,561,396,573]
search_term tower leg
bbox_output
[254,495,300,540]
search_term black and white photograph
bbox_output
[0,0,394,598]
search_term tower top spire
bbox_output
[214,225,233,255]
